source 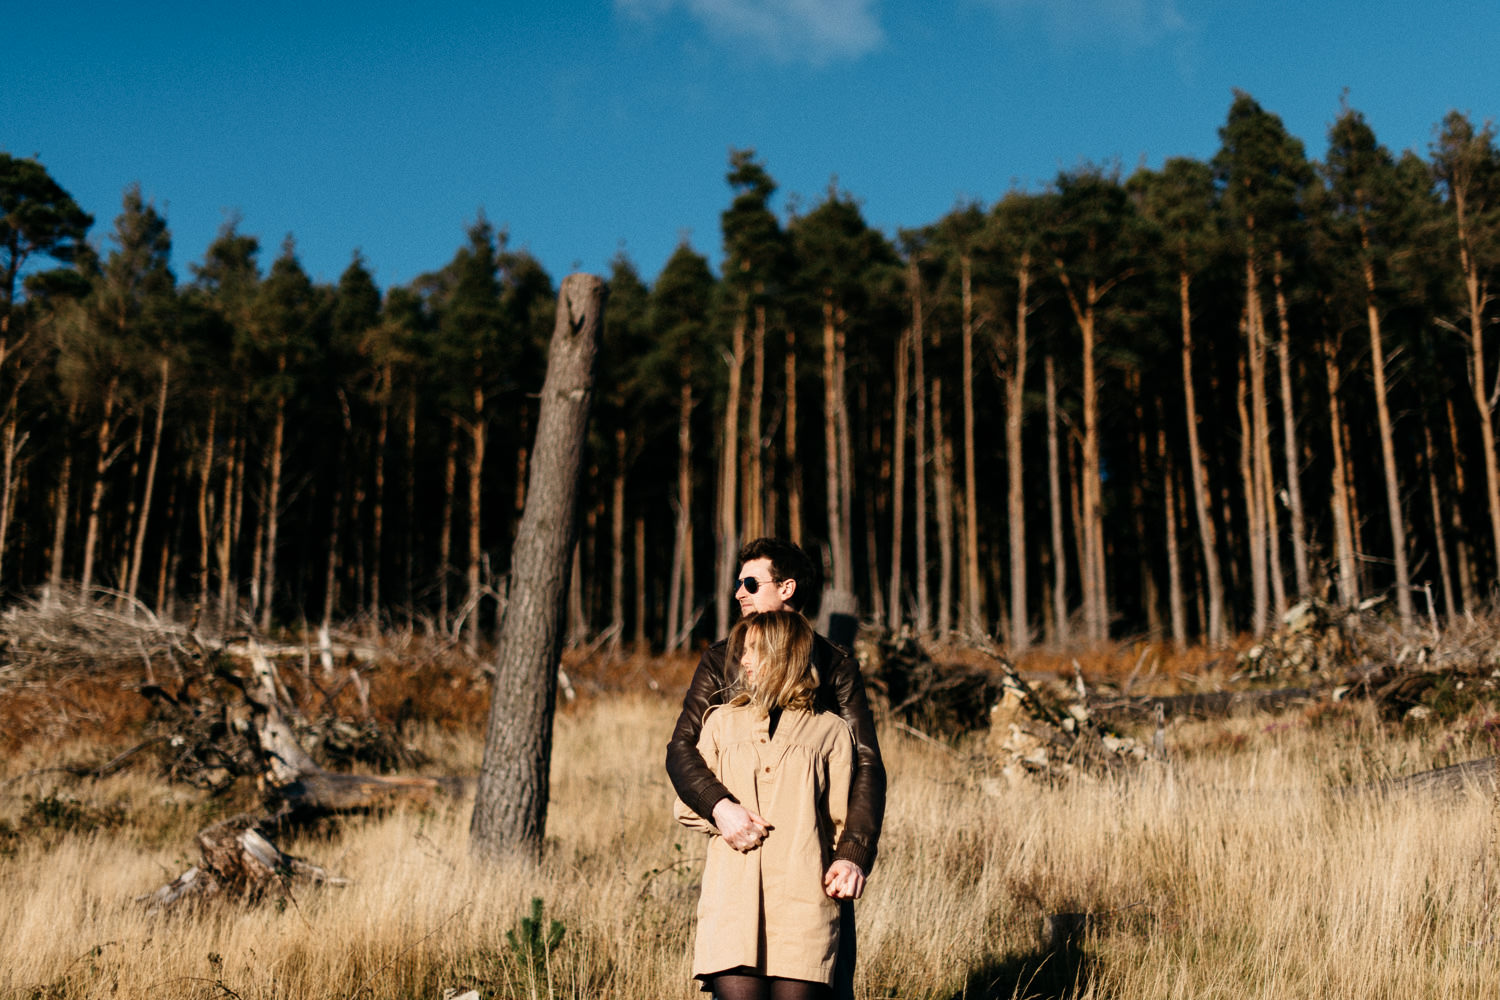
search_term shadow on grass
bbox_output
[944,941,1091,1000]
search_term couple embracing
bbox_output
[667,538,887,1000]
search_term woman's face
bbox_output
[739,629,762,687]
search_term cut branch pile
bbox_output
[863,635,1155,782]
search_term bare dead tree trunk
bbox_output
[471,273,605,861]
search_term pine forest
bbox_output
[4,92,1499,653]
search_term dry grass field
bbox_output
[3,622,1500,999]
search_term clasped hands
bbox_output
[710,798,866,899]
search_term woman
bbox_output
[674,610,856,1000]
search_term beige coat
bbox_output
[675,704,854,987]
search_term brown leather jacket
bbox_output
[665,633,886,873]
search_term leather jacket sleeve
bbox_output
[665,642,735,822]
[664,634,887,874]
[814,635,886,873]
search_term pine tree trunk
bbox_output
[784,325,802,547]
[370,378,389,631]
[1178,270,1225,644]
[218,418,243,633]
[932,380,954,639]
[961,255,983,639]
[667,363,692,652]
[258,377,286,634]
[910,266,931,637]
[1005,254,1030,649]
[834,317,855,606]
[0,419,24,586]
[1158,416,1186,650]
[1452,188,1500,585]
[1362,251,1414,628]
[888,328,909,633]
[1271,257,1310,598]
[716,299,746,640]
[322,413,348,632]
[1131,376,1160,637]
[193,391,218,627]
[1045,356,1068,645]
[118,406,144,594]
[47,402,79,607]
[634,514,648,654]
[610,426,626,656]
[403,395,417,628]
[467,385,487,656]
[745,299,766,541]
[1324,335,1359,608]
[80,376,120,596]
[822,296,848,607]
[471,273,605,861]
[1446,398,1478,611]
[1423,420,1456,618]
[439,416,459,633]
[1237,347,1266,637]
[1243,266,1272,636]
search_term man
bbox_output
[666,537,885,997]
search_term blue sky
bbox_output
[6,1,1497,291]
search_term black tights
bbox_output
[712,972,830,1000]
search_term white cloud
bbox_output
[616,0,885,64]
[976,0,1190,46]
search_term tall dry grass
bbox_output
[2,693,1499,999]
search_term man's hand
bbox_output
[712,798,771,851]
[823,859,866,899]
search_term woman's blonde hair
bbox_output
[727,610,818,714]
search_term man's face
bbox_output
[735,557,795,615]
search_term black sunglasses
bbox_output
[734,576,777,594]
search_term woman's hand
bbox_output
[712,798,772,851]
[823,859,866,899]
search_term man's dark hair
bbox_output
[737,537,819,613]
